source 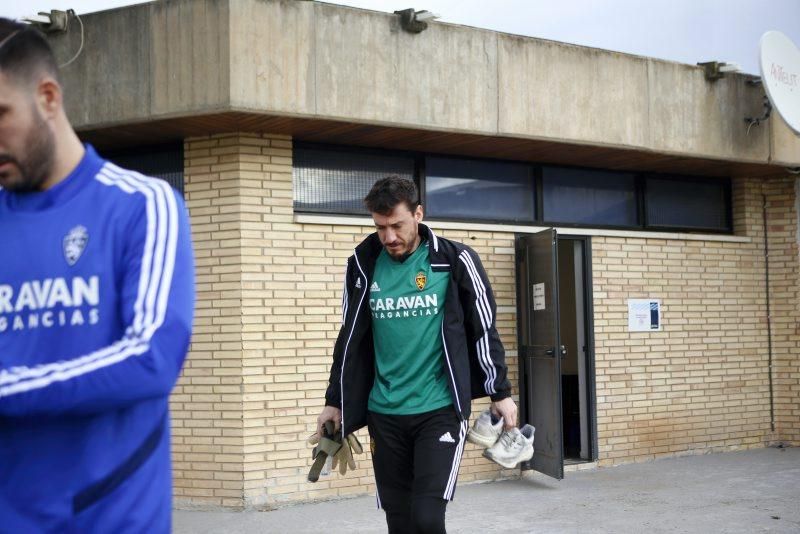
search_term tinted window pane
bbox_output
[108,145,184,195]
[425,157,534,222]
[646,177,729,230]
[294,148,415,214]
[542,167,637,226]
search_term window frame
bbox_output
[642,173,733,233]
[293,141,421,216]
[538,164,642,231]
[422,153,538,225]
[292,142,734,235]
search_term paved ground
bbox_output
[175,447,800,533]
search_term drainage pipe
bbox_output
[762,193,775,432]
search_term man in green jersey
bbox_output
[317,176,516,533]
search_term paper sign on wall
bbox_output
[628,299,661,331]
[532,283,545,311]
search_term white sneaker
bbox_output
[483,424,535,468]
[467,410,504,448]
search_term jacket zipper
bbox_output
[340,252,368,433]
[440,320,464,419]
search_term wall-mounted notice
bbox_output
[532,283,546,311]
[628,299,661,331]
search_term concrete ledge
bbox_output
[294,214,752,243]
[51,0,800,167]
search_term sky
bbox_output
[2,0,799,75]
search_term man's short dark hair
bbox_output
[364,175,420,215]
[0,18,60,85]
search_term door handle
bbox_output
[544,346,567,358]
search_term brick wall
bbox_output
[593,178,768,463]
[766,177,800,445]
[173,134,248,508]
[173,133,799,508]
[591,175,799,463]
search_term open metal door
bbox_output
[516,229,564,480]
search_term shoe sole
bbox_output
[467,430,500,449]
[482,445,534,469]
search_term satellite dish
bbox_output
[760,31,800,136]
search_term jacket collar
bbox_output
[419,223,440,254]
[354,223,444,271]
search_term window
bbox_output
[542,167,637,227]
[291,143,733,234]
[107,144,184,195]
[645,176,730,231]
[425,157,534,222]
[293,147,415,214]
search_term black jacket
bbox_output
[325,224,511,436]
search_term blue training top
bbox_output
[0,145,195,532]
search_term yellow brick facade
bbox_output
[766,178,800,446]
[592,176,797,464]
[172,133,799,508]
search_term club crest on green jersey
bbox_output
[415,272,427,291]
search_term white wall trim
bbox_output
[294,214,752,243]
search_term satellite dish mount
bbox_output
[755,31,800,137]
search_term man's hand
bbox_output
[316,405,342,439]
[491,397,518,430]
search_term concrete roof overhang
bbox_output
[50,0,800,177]
[81,111,787,178]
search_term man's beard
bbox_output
[0,112,56,193]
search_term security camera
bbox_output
[718,63,743,73]
[415,10,440,22]
[21,10,70,32]
[698,60,743,81]
[395,8,439,33]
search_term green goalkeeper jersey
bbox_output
[368,240,453,415]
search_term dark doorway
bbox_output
[557,238,594,462]
[516,231,596,479]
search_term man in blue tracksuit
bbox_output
[0,19,195,532]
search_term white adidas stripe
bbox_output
[440,321,463,414]
[458,251,497,394]
[459,253,490,330]
[100,164,177,339]
[101,165,162,334]
[461,252,493,326]
[0,342,150,397]
[146,174,179,337]
[103,163,177,338]
[340,253,368,432]
[458,252,493,386]
[477,339,494,395]
[460,251,496,393]
[0,164,179,397]
[106,164,174,337]
[430,228,439,252]
[341,262,349,326]
[98,165,178,338]
[443,420,469,500]
[0,338,144,387]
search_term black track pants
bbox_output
[367,407,469,534]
